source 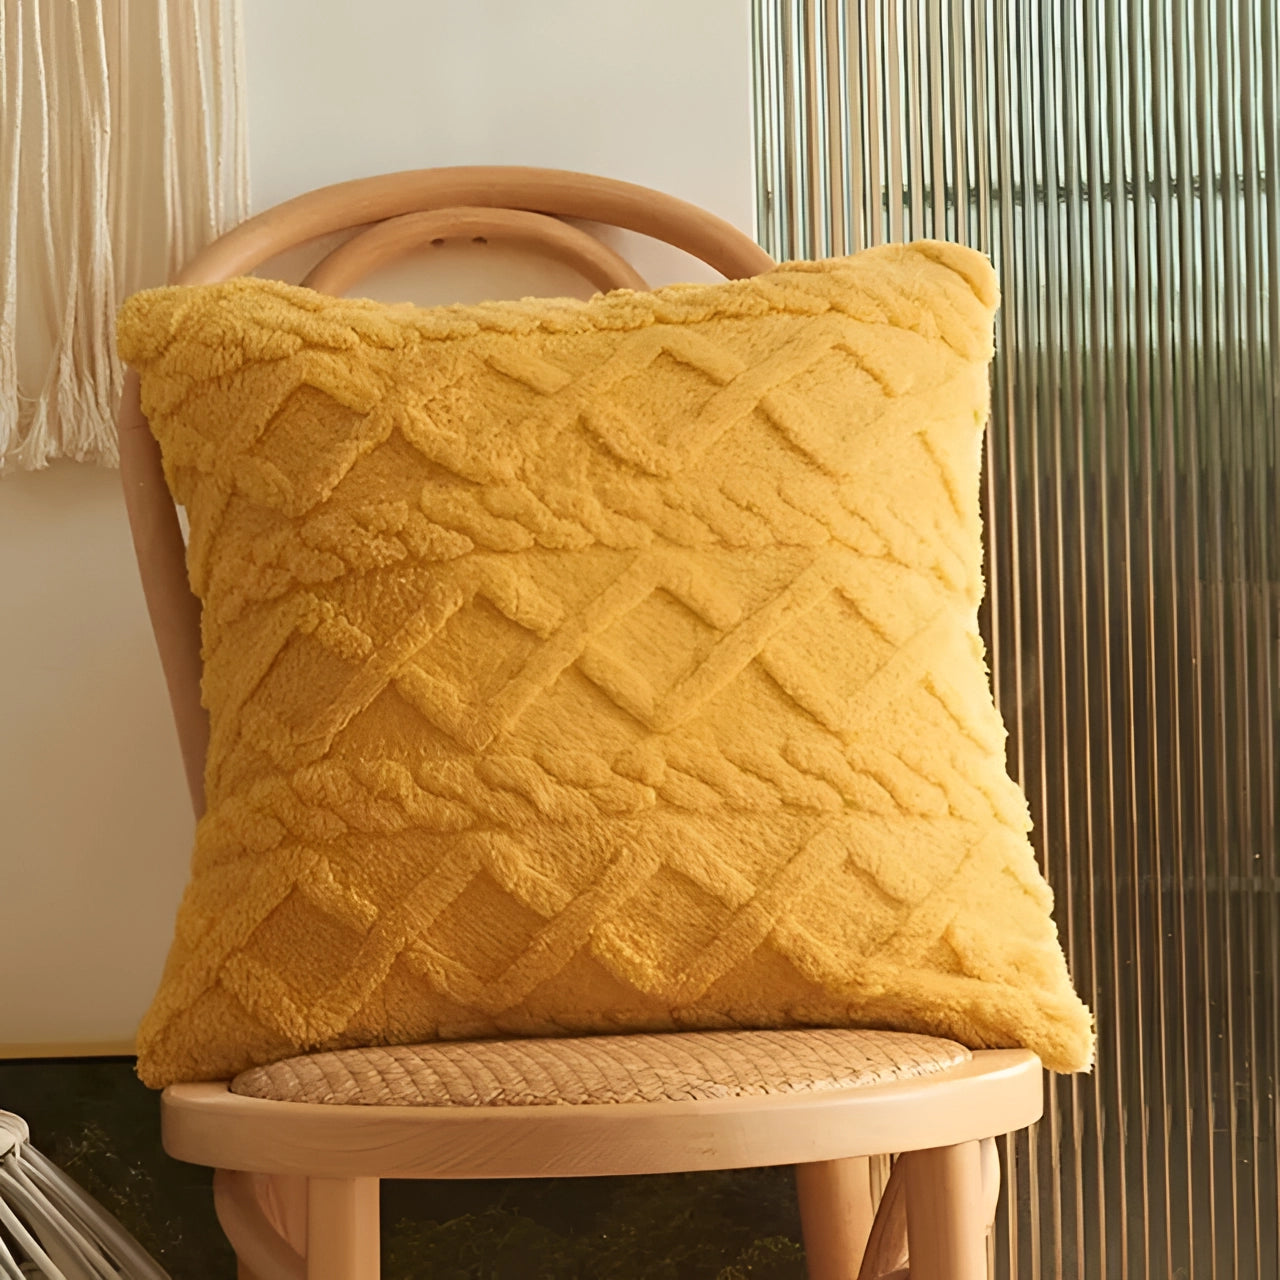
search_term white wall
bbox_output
[0,466,193,1053]
[0,0,756,1053]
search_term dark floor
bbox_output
[0,1058,807,1279]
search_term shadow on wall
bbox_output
[0,1058,806,1279]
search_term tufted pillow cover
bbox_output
[117,243,1093,1087]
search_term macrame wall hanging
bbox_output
[0,0,248,470]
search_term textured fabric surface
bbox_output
[118,244,1093,1087]
[1,0,247,469]
[230,1027,972,1106]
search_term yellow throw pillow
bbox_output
[118,244,1094,1087]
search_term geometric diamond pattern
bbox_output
[117,243,1094,1085]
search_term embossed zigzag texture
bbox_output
[118,242,1094,1086]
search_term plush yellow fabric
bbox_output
[117,243,1093,1086]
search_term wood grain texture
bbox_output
[303,206,648,296]
[795,1157,875,1279]
[306,1178,380,1280]
[855,1156,909,1280]
[162,1049,1042,1180]
[173,166,774,287]
[903,1143,987,1280]
[214,1170,305,1280]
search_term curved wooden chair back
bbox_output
[117,166,775,816]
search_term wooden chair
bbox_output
[117,166,1043,1280]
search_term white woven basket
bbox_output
[0,1112,168,1279]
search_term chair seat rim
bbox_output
[160,1048,1042,1180]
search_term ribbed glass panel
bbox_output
[752,3,1280,1277]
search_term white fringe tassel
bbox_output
[0,0,248,471]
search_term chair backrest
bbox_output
[117,166,776,817]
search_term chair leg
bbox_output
[796,1157,875,1279]
[214,1170,306,1280]
[903,1141,987,1280]
[856,1158,909,1280]
[259,1174,309,1253]
[305,1177,380,1280]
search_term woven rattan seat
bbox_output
[230,1028,971,1108]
